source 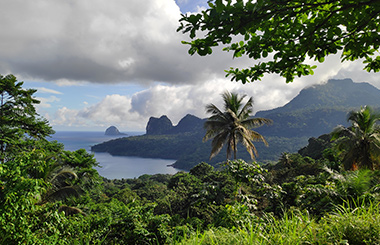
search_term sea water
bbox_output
[49,131,179,179]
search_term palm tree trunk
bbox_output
[233,135,237,160]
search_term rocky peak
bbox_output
[170,114,205,134]
[146,115,173,135]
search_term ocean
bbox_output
[49,131,179,179]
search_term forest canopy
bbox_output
[178,0,380,83]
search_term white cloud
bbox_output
[54,79,89,87]
[36,95,60,108]
[35,87,62,94]
[51,94,144,130]
[52,107,83,127]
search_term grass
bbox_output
[176,201,380,245]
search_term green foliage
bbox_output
[203,91,272,160]
[323,200,380,244]
[226,159,266,185]
[178,1,380,83]
[180,202,380,244]
[0,74,54,162]
[213,203,257,229]
[189,162,214,179]
[3,145,380,244]
[332,106,380,170]
[0,152,46,243]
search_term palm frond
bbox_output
[222,91,246,114]
[45,186,82,202]
[250,130,269,146]
[225,108,239,122]
[204,119,228,130]
[209,131,229,160]
[331,125,355,141]
[239,134,257,159]
[234,126,261,159]
[49,167,78,188]
[238,96,254,119]
[203,121,230,142]
[242,117,273,128]
[205,103,224,117]
[58,205,86,216]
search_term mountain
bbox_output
[255,78,380,137]
[169,114,206,134]
[92,78,380,170]
[146,114,205,135]
[257,78,380,116]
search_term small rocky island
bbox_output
[105,126,126,136]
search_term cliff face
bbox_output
[146,115,173,135]
[145,114,205,135]
[170,114,205,134]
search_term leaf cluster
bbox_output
[0,74,54,162]
[178,0,380,83]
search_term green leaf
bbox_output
[215,0,224,12]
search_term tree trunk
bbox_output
[233,135,237,160]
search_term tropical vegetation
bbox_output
[178,0,380,83]
[332,105,380,170]
[1,74,380,244]
[203,91,272,160]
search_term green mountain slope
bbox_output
[256,78,380,137]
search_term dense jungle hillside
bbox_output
[91,78,380,170]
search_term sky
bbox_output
[0,0,379,132]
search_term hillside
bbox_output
[255,78,380,137]
[92,78,380,170]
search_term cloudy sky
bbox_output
[1,0,379,132]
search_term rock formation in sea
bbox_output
[105,126,125,135]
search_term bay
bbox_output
[49,131,180,179]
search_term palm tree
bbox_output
[203,91,272,160]
[42,167,81,203]
[332,106,380,170]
